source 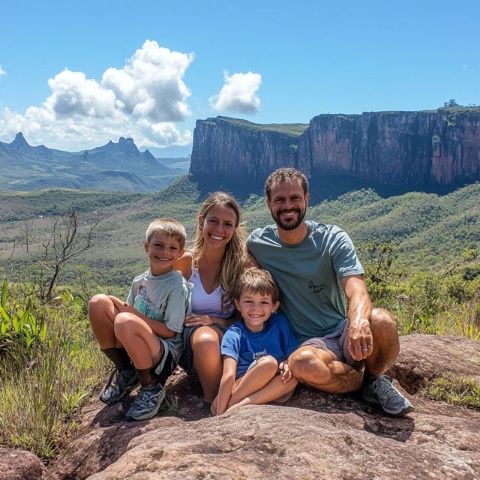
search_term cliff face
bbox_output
[190,110,480,191]
[190,117,301,185]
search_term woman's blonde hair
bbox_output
[191,192,247,306]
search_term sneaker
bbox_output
[100,366,138,405]
[126,382,166,421]
[361,374,414,417]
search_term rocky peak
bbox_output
[117,137,138,154]
[10,132,30,149]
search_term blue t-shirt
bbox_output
[221,313,299,379]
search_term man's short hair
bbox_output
[265,167,309,200]
[145,218,186,249]
[234,267,279,303]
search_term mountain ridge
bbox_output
[0,134,187,192]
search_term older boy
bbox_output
[89,218,191,421]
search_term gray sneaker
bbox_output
[100,366,138,405]
[126,382,166,421]
[361,375,414,417]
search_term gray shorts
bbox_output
[301,319,357,366]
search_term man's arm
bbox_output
[341,275,373,361]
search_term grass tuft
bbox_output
[423,375,480,409]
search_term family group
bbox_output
[88,167,414,421]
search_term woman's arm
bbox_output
[214,356,238,416]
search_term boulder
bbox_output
[0,447,53,480]
[43,334,480,479]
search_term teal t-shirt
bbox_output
[126,269,191,361]
[247,221,364,342]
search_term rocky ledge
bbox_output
[2,334,479,480]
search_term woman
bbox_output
[175,192,248,404]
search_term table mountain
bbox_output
[190,109,480,198]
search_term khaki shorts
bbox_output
[301,320,358,367]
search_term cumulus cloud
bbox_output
[210,71,262,114]
[102,40,193,122]
[0,41,194,150]
[0,65,6,76]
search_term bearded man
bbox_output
[247,167,413,416]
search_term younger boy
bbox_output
[212,268,299,416]
[88,218,191,421]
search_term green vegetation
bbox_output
[0,283,106,458]
[212,116,309,136]
[423,375,480,409]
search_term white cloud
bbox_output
[0,65,6,76]
[102,39,193,122]
[210,71,262,114]
[0,41,194,150]
[47,69,117,117]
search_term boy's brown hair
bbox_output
[264,167,309,200]
[145,218,186,249]
[234,267,279,303]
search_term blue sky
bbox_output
[0,0,478,155]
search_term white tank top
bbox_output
[189,267,234,318]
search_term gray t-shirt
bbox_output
[126,269,191,361]
[247,221,364,342]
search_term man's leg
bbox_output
[361,308,413,416]
[289,346,363,394]
[364,308,400,376]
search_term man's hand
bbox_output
[347,318,373,361]
[341,275,373,362]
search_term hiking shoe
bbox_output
[99,366,138,405]
[361,374,414,417]
[126,382,166,421]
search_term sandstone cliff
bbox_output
[190,110,480,194]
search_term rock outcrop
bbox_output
[2,334,479,479]
[0,448,53,480]
[190,110,480,194]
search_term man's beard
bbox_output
[271,207,306,231]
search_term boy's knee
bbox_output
[256,355,278,372]
[88,293,109,310]
[113,312,135,338]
